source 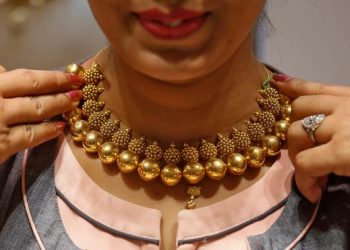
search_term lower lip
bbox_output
[137,14,208,40]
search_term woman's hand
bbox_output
[273,75,350,203]
[0,65,83,163]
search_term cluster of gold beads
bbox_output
[64,63,292,209]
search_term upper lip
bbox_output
[135,8,207,22]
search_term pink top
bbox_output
[54,137,294,249]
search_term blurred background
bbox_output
[0,0,349,83]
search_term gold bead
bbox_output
[65,108,82,125]
[274,119,290,141]
[128,137,147,155]
[199,139,217,161]
[181,143,199,163]
[281,104,292,121]
[100,119,120,141]
[138,159,161,181]
[232,128,251,152]
[65,64,85,75]
[246,121,265,142]
[257,98,281,117]
[82,100,105,117]
[83,85,104,101]
[255,111,276,130]
[183,162,205,184]
[70,120,89,142]
[117,150,139,173]
[205,158,227,181]
[83,131,104,153]
[160,163,182,186]
[227,153,247,175]
[262,135,282,157]
[258,87,280,100]
[163,143,181,165]
[144,141,163,161]
[112,128,131,149]
[88,111,111,130]
[216,134,235,158]
[98,142,119,164]
[246,146,266,168]
[82,64,104,84]
[280,94,291,105]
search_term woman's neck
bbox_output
[97,35,267,146]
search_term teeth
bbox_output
[163,20,183,27]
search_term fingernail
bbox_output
[65,90,83,101]
[273,73,291,82]
[67,73,84,84]
[54,121,66,130]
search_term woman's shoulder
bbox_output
[248,174,350,249]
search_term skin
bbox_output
[0,0,350,249]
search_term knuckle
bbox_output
[294,152,308,173]
[15,69,40,90]
[31,97,44,119]
[52,71,65,87]
[290,79,306,93]
[23,125,36,147]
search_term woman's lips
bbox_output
[134,8,210,40]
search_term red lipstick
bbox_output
[135,8,209,40]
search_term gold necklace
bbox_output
[63,62,292,209]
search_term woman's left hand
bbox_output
[273,75,350,203]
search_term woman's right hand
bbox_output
[0,65,83,163]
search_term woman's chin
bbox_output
[133,55,214,84]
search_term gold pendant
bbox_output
[186,186,201,209]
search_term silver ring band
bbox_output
[302,114,326,145]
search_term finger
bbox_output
[293,142,350,177]
[0,69,83,98]
[290,95,342,121]
[294,172,327,203]
[0,65,6,73]
[7,121,65,157]
[287,115,334,151]
[272,77,350,98]
[3,90,82,125]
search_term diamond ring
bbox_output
[301,114,326,145]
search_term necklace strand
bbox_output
[63,60,292,209]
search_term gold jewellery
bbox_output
[63,63,292,209]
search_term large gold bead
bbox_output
[275,119,290,141]
[183,162,205,184]
[227,153,247,175]
[262,135,282,157]
[64,108,82,125]
[205,158,227,181]
[83,131,103,153]
[138,159,161,181]
[281,104,292,121]
[71,120,89,142]
[246,146,266,168]
[65,64,85,75]
[98,142,119,164]
[117,150,139,173]
[160,164,182,186]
